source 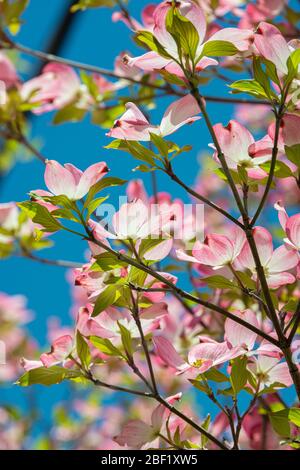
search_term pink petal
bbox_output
[151,392,181,432]
[75,162,108,200]
[125,51,172,72]
[44,160,77,199]
[286,213,300,250]
[268,362,293,387]
[213,120,254,166]
[267,272,296,289]
[225,309,259,351]
[282,114,300,146]
[196,56,218,70]
[40,335,73,368]
[248,134,274,158]
[114,420,154,449]
[112,199,149,239]
[143,238,173,261]
[188,341,241,368]
[20,358,44,372]
[238,227,273,270]
[64,163,83,185]
[153,3,178,57]
[254,22,290,75]
[274,200,288,231]
[107,102,155,141]
[153,335,185,369]
[207,28,253,51]
[126,179,149,204]
[268,244,298,272]
[159,95,201,137]
[77,308,115,338]
[192,234,235,267]
[0,52,18,87]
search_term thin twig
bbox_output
[165,162,244,228]
[0,40,270,106]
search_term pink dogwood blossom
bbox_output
[153,335,242,377]
[125,1,252,76]
[177,226,245,269]
[212,120,271,179]
[21,63,81,114]
[89,199,174,260]
[253,22,292,76]
[247,355,293,390]
[114,393,181,448]
[107,95,200,141]
[21,335,73,371]
[41,160,108,200]
[237,226,298,288]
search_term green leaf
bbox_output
[217,386,235,397]
[166,8,199,61]
[203,368,229,383]
[263,58,280,86]
[286,49,300,84]
[53,104,86,125]
[127,266,148,287]
[71,0,116,13]
[17,366,82,387]
[76,331,91,369]
[285,144,300,168]
[189,379,210,394]
[235,271,256,290]
[92,252,127,272]
[284,299,298,314]
[18,202,62,232]
[269,409,290,437]
[201,40,238,58]
[86,196,108,219]
[150,133,169,159]
[230,356,248,394]
[253,57,276,100]
[134,30,172,60]
[84,177,127,209]
[127,141,158,165]
[92,284,122,316]
[118,322,133,357]
[33,194,76,210]
[260,160,293,178]
[200,414,211,449]
[204,275,235,290]
[138,237,169,260]
[159,69,186,87]
[80,71,102,100]
[229,79,269,99]
[289,49,300,69]
[50,208,79,223]
[90,336,123,357]
[2,0,29,34]
[289,408,300,427]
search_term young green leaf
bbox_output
[76,331,91,369]
[201,40,238,58]
[230,356,248,394]
[90,336,123,358]
[118,322,133,358]
[18,201,62,232]
[92,284,122,316]
[17,366,82,387]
